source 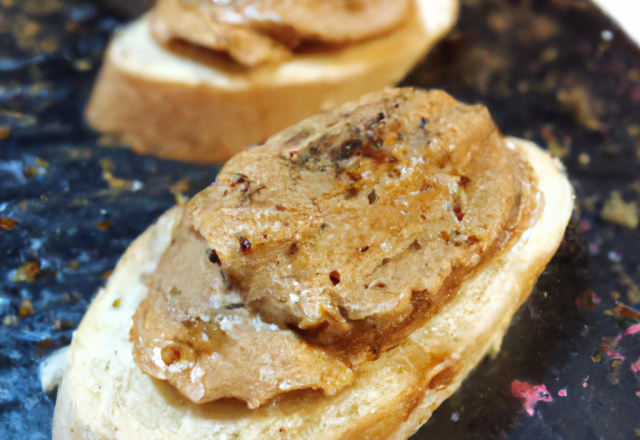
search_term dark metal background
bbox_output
[0,1,638,439]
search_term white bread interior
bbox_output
[52,138,573,440]
[85,0,458,163]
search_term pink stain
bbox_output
[511,380,553,416]
[631,356,640,373]
[558,389,567,397]
[579,219,591,231]
[605,349,625,361]
[619,323,640,341]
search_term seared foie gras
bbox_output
[132,88,538,407]
[151,0,411,66]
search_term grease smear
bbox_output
[619,323,640,340]
[605,349,625,361]
[511,380,553,416]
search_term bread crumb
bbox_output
[13,261,40,283]
[19,298,35,317]
[3,315,19,326]
[600,191,638,229]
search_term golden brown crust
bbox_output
[85,1,459,163]
[86,59,278,163]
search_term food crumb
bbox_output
[19,299,35,318]
[613,303,640,319]
[24,164,46,178]
[558,389,567,397]
[542,126,571,158]
[0,217,18,231]
[556,86,602,130]
[0,125,11,140]
[578,153,590,165]
[73,59,93,71]
[613,262,640,304]
[13,261,40,283]
[600,191,638,229]
[575,290,600,310]
[608,359,623,385]
[591,345,607,363]
[3,315,19,326]
[96,220,113,231]
[99,158,116,172]
[34,158,49,168]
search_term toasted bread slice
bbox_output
[52,137,572,440]
[85,0,458,163]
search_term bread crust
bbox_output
[85,0,459,163]
[52,137,573,440]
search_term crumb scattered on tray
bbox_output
[600,190,638,229]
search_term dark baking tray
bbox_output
[0,0,639,439]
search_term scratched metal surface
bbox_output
[0,1,638,439]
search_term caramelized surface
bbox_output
[131,214,354,408]
[151,0,410,66]
[132,88,537,407]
